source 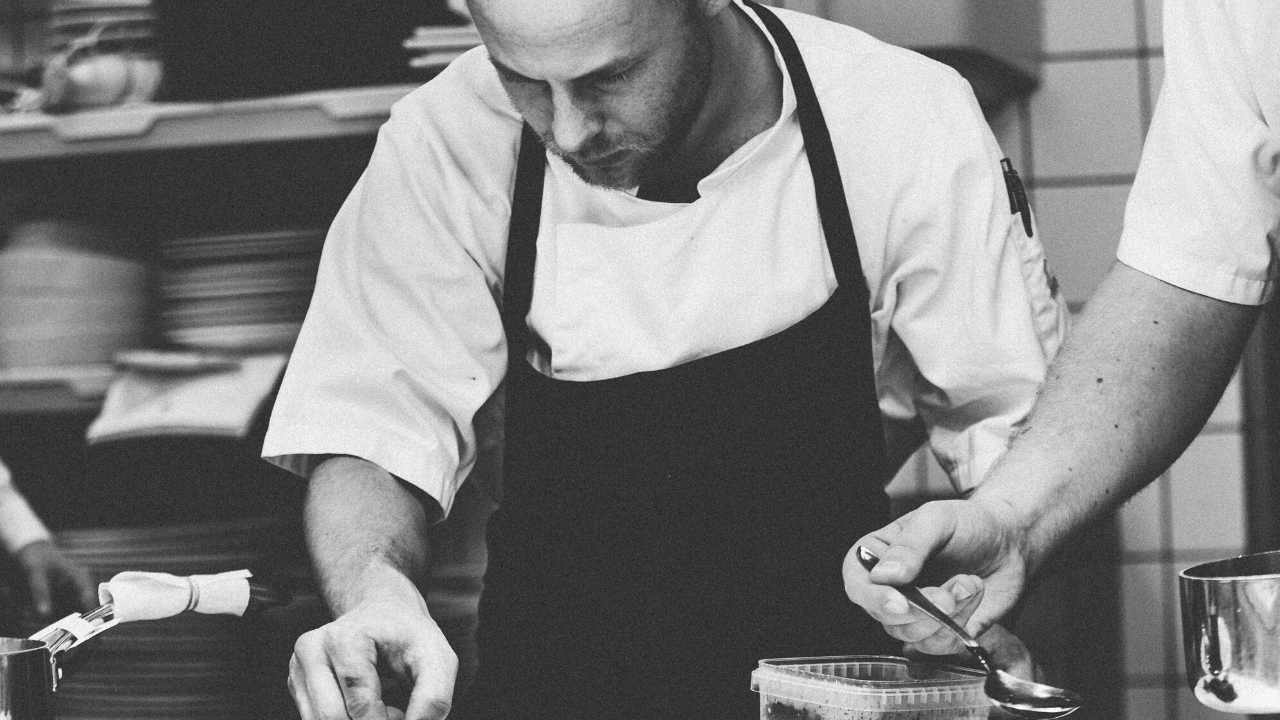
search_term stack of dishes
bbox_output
[47,0,157,53]
[0,219,147,369]
[403,23,482,71]
[47,518,308,720]
[157,229,324,352]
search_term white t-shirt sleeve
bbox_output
[262,78,517,517]
[0,459,53,554]
[877,73,1067,493]
[1117,0,1280,305]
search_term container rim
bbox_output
[1180,550,1280,581]
[755,655,985,687]
[752,655,988,712]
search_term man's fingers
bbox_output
[902,575,984,655]
[881,585,961,644]
[293,632,357,720]
[402,642,457,720]
[978,623,1038,681]
[288,655,318,720]
[327,639,391,720]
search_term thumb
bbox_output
[867,503,958,586]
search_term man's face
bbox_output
[470,0,712,189]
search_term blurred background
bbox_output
[0,2,1259,719]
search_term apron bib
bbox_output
[460,4,893,717]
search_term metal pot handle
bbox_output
[25,569,293,692]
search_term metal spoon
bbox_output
[855,546,1083,718]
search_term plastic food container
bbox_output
[751,655,991,719]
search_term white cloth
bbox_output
[98,569,252,623]
[1117,0,1280,305]
[87,354,288,444]
[0,458,52,554]
[263,3,1066,513]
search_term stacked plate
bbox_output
[403,24,482,71]
[48,0,157,53]
[158,229,324,352]
[45,518,309,720]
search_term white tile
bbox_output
[1207,369,1243,427]
[1119,475,1165,553]
[1042,0,1140,54]
[1119,562,1169,677]
[1167,433,1246,553]
[1143,0,1164,49]
[1032,184,1132,305]
[1030,58,1145,178]
[1126,687,1172,720]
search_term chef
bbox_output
[262,0,1065,718]
[847,0,1280,663]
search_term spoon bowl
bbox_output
[855,546,1082,719]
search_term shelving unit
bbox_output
[0,84,415,161]
[0,84,414,415]
[0,364,114,415]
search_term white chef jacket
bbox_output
[1117,0,1280,305]
[263,3,1066,516]
[0,458,52,554]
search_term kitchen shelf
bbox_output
[0,365,115,415]
[0,84,417,162]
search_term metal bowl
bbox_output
[1180,550,1280,714]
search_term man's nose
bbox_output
[549,89,599,154]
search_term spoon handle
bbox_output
[854,546,996,674]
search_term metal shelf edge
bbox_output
[0,84,419,162]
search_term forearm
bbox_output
[305,456,432,616]
[973,262,1259,572]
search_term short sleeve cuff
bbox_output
[262,423,462,517]
[1118,237,1275,306]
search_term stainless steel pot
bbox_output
[1180,550,1280,714]
[0,604,117,720]
[0,639,57,720]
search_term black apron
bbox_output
[459,3,893,717]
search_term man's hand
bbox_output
[14,540,96,617]
[289,595,457,720]
[843,498,1029,657]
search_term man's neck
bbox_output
[638,4,783,203]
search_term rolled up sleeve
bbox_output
[1116,0,1280,305]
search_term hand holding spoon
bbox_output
[855,546,1082,718]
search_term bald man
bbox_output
[263,0,1066,717]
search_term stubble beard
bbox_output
[545,20,713,190]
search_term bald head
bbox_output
[470,0,735,189]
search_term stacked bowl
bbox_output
[157,229,323,353]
